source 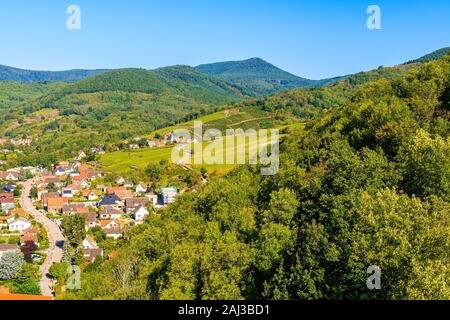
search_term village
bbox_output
[0,147,181,295]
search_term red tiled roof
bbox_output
[0,294,52,300]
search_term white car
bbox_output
[31,254,42,262]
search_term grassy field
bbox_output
[99,106,300,177]
[98,133,280,176]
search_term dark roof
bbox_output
[98,194,121,206]
[2,183,16,192]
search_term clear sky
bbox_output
[0,0,449,79]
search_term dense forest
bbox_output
[61,54,449,300]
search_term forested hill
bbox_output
[58,66,245,102]
[63,54,450,300]
[196,58,321,97]
[0,66,247,164]
[405,47,450,64]
[0,65,109,82]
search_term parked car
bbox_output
[31,254,42,262]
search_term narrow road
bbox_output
[19,179,65,297]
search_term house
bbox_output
[115,189,134,201]
[0,171,19,181]
[160,187,178,205]
[82,236,98,249]
[98,219,120,230]
[42,176,63,187]
[90,147,105,155]
[85,169,103,180]
[75,150,86,161]
[83,248,104,263]
[62,203,90,215]
[133,205,149,221]
[99,206,122,220]
[2,182,17,193]
[125,198,149,213]
[78,212,97,230]
[77,179,90,189]
[81,190,99,201]
[146,192,158,206]
[20,227,39,248]
[129,144,139,150]
[41,192,60,203]
[54,165,71,177]
[61,186,80,198]
[114,176,126,185]
[123,180,134,188]
[0,193,15,211]
[0,215,13,228]
[82,236,103,263]
[0,244,20,259]
[45,197,69,214]
[163,132,173,142]
[105,228,124,240]
[97,194,122,208]
[2,203,15,212]
[79,165,99,180]
[69,170,80,177]
[106,186,126,195]
[11,208,27,218]
[135,182,148,194]
[9,217,32,233]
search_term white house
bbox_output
[133,206,149,221]
[161,187,178,205]
[82,236,98,249]
[76,150,86,161]
[136,183,148,194]
[0,171,19,181]
[98,219,120,230]
[123,180,134,188]
[8,217,32,233]
[115,176,126,185]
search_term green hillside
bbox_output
[0,64,108,82]
[0,67,246,165]
[406,47,450,64]
[64,54,450,301]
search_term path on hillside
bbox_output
[19,179,65,298]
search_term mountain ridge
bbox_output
[0,65,109,83]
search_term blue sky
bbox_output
[0,0,449,79]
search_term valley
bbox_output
[0,48,449,301]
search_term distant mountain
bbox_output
[405,47,450,64]
[1,66,247,161]
[0,65,109,83]
[196,58,319,97]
